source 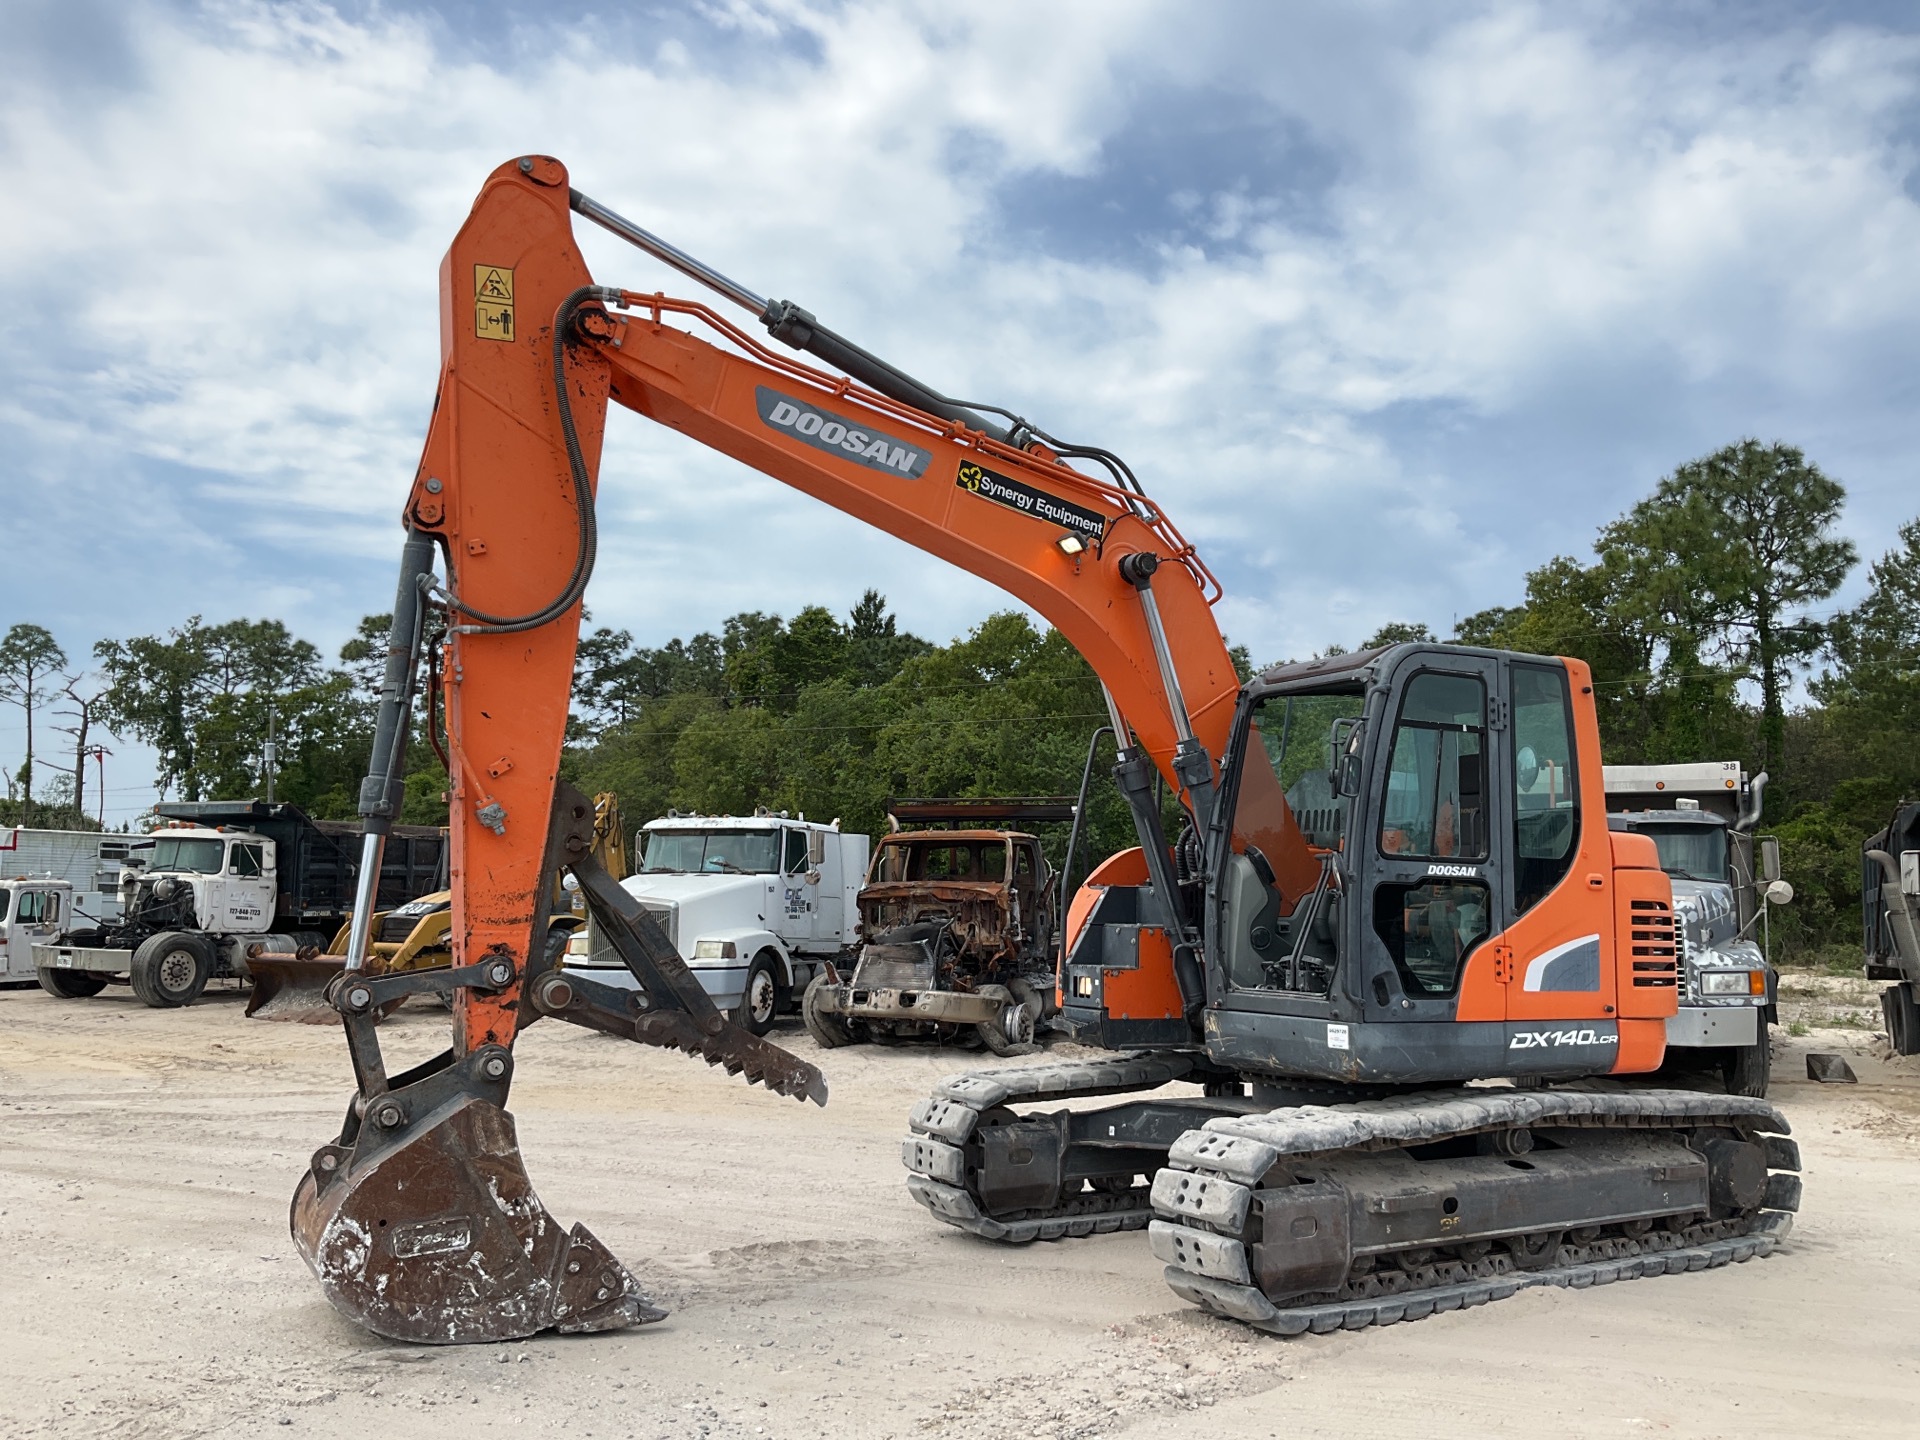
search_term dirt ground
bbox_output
[2,979,1917,1440]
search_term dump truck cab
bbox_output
[124,822,280,936]
[1602,761,1785,1095]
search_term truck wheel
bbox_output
[1883,985,1920,1056]
[732,952,781,1037]
[975,982,1038,1057]
[802,973,854,1048]
[1721,1028,1771,1098]
[130,932,213,1008]
[37,968,107,999]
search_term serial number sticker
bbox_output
[1326,1022,1350,1050]
[474,265,515,342]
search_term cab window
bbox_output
[1513,664,1580,913]
[783,829,810,874]
[231,843,265,878]
[1377,673,1488,861]
[1373,879,1491,997]
[16,890,59,926]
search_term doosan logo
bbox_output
[754,387,931,478]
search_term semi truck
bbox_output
[563,808,869,1034]
[32,800,446,1008]
[1602,761,1791,1095]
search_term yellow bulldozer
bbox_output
[246,793,627,1023]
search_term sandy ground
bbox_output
[2,978,1918,1440]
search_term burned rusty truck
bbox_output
[34,800,446,1008]
[803,798,1070,1054]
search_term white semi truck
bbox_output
[1602,761,1791,1096]
[564,809,869,1034]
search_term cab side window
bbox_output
[231,843,264,878]
[1372,879,1491,997]
[783,829,809,874]
[1377,673,1488,861]
[1512,664,1580,914]
[16,890,58,925]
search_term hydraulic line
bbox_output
[441,286,611,635]
[568,188,1154,509]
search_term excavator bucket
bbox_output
[292,1087,661,1343]
[244,951,349,1024]
[291,784,824,1344]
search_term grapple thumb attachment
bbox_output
[291,1048,664,1343]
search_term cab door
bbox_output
[1358,657,1506,1030]
[1493,660,1619,1033]
[8,886,66,979]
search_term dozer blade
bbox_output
[245,954,349,1024]
[292,1083,664,1344]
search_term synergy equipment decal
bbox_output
[955,461,1108,543]
[755,387,932,477]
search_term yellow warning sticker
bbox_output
[474,265,514,342]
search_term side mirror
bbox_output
[1759,837,1781,883]
[1329,717,1366,798]
[1515,745,1541,793]
[804,868,822,886]
[808,830,826,866]
[1765,879,1795,906]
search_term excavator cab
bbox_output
[1063,643,1676,1085]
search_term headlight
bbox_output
[1698,970,1762,996]
[565,932,591,956]
[693,939,737,960]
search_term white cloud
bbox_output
[4,0,1920,815]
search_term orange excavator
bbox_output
[295,155,1801,1344]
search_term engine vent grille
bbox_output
[1627,897,1678,989]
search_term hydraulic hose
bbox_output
[442,286,611,634]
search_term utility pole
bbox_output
[265,707,278,804]
[84,745,111,828]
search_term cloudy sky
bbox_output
[4,0,1919,823]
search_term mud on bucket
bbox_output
[290,1092,664,1343]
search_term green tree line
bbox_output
[4,439,1913,960]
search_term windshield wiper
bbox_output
[706,858,748,874]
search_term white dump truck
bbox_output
[32,800,445,1007]
[1602,761,1790,1096]
[564,809,869,1035]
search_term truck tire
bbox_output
[1720,1027,1771,1098]
[802,973,854,1049]
[130,932,213,1008]
[975,982,1039,1057]
[732,951,781,1037]
[36,968,107,999]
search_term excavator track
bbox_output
[1150,1088,1800,1335]
[903,1052,1208,1241]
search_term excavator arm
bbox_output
[291,155,1311,1344]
